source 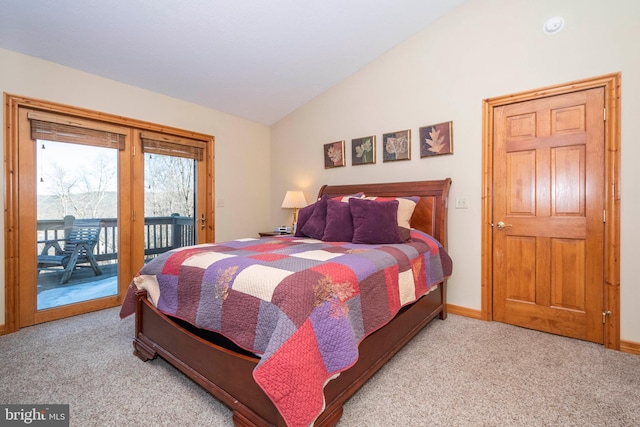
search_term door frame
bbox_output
[481,73,621,349]
[3,93,215,333]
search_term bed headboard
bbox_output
[317,179,452,249]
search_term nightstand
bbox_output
[259,231,292,237]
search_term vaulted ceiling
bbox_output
[0,0,465,125]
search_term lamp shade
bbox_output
[281,190,307,209]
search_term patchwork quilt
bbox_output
[120,229,452,427]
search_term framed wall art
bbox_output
[382,129,411,162]
[420,121,453,157]
[323,140,345,168]
[351,135,376,165]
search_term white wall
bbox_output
[0,48,272,326]
[271,0,640,343]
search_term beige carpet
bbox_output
[1,307,639,426]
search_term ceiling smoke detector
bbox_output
[543,17,565,35]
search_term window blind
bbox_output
[28,111,126,150]
[140,131,206,161]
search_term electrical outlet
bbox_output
[455,197,469,209]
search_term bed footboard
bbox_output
[132,281,446,427]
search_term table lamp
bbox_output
[281,190,307,232]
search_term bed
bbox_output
[120,178,452,427]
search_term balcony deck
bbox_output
[36,214,195,310]
[37,263,119,310]
[37,263,118,292]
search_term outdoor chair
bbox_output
[37,218,104,285]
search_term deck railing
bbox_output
[37,215,196,263]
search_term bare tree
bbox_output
[39,145,117,219]
[144,154,195,217]
[65,156,116,218]
[48,165,77,217]
[39,144,194,221]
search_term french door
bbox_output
[5,95,214,331]
[35,140,120,311]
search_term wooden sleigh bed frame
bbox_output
[131,178,451,427]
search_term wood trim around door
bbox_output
[481,73,621,350]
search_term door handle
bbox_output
[496,221,512,230]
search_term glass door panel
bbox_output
[143,152,196,260]
[36,141,119,310]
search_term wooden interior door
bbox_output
[492,87,605,343]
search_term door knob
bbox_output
[496,221,512,230]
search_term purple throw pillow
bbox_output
[294,202,316,237]
[322,198,354,242]
[300,196,329,239]
[362,196,419,241]
[349,198,402,244]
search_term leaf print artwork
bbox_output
[420,121,453,157]
[328,145,342,165]
[382,130,411,162]
[385,136,409,159]
[355,139,372,161]
[351,136,376,165]
[324,141,345,168]
[424,127,445,153]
